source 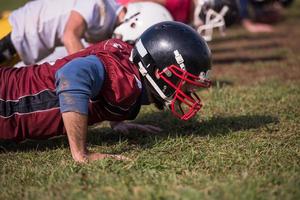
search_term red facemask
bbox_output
[158,65,211,120]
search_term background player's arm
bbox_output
[62,11,86,54]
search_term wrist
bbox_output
[72,151,89,163]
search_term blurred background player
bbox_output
[117,0,240,41]
[117,0,294,40]
[238,0,294,33]
[0,0,173,66]
[239,0,274,33]
[192,0,239,41]
[0,0,125,65]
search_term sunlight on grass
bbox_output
[1,81,299,200]
[0,0,300,199]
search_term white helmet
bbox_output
[113,2,173,44]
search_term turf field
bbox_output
[0,1,299,200]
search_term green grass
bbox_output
[1,0,300,200]
[1,81,299,200]
[0,0,27,13]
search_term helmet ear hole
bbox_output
[130,22,136,28]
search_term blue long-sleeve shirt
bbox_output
[55,55,105,115]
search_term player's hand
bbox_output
[110,121,162,135]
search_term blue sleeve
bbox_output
[238,0,249,19]
[55,55,105,115]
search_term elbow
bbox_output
[61,31,84,54]
[62,29,80,46]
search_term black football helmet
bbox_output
[194,0,239,41]
[214,0,240,26]
[131,21,212,120]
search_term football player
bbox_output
[0,1,173,67]
[0,0,124,66]
[239,0,293,33]
[0,21,212,163]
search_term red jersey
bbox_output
[0,39,142,141]
[117,0,192,23]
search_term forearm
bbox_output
[62,113,131,162]
[62,34,85,54]
[62,10,86,54]
[62,112,88,162]
[56,56,109,162]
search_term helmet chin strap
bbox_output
[134,39,172,107]
[137,61,171,106]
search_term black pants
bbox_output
[0,33,17,64]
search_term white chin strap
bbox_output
[137,61,171,106]
[194,1,229,41]
[134,39,172,106]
